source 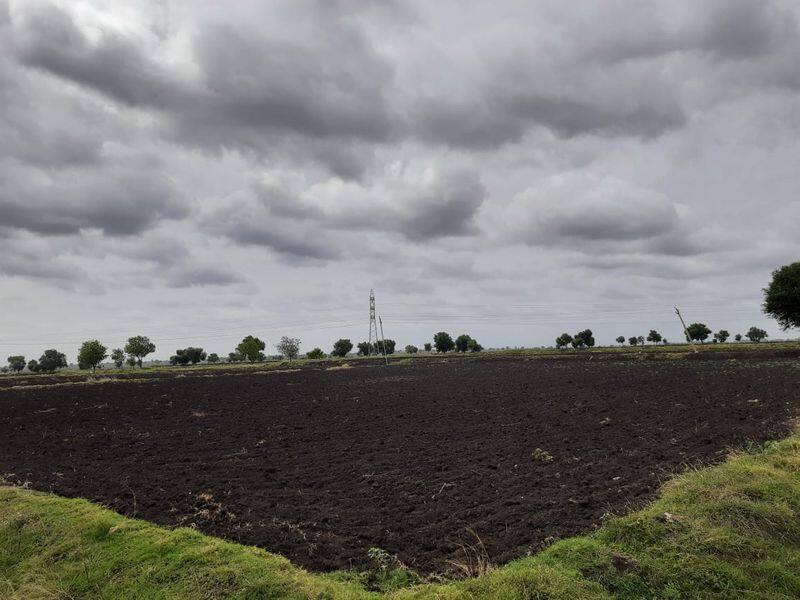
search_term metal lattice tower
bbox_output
[368,289,379,355]
[368,289,388,363]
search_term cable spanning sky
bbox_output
[1,0,799,359]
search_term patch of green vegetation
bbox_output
[3,435,800,599]
[531,447,555,463]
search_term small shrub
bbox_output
[531,448,554,463]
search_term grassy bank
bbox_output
[2,434,800,599]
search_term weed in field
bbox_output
[446,529,494,578]
[531,448,555,463]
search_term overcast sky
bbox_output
[1,0,799,361]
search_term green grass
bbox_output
[3,434,800,599]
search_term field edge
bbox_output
[2,433,800,599]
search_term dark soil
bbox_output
[1,355,798,574]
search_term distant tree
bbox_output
[7,356,25,373]
[734,333,742,342]
[455,334,473,353]
[357,341,372,356]
[433,331,455,353]
[555,333,573,349]
[184,347,206,364]
[467,338,483,352]
[207,353,220,363]
[637,335,645,346]
[78,340,108,372]
[714,330,730,343]
[170,347,206,365]
[276,336,301,360]
[111,348,125,368]
[227,351,245,363]
[572,329,595,349]
[375,339,396,355]
[423,343,432,352]
[662,338,668,345]
[28,359,39,372]
[405,345,418,354]
[686,323,712,343]
[615,336,625,345]
[331,339,353,357]
[125,336,156,367]
[628,336,638,346]
[237,335,266,362]
[746,326,768,343]
[126,356,137,367]
[646,330,662,344]
[306,348,325,360]
[763,262,800,331]
[32,349,68,373]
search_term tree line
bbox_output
[3,261,799,373]
[2,330,484,374]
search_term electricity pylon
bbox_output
[368,289,387,363]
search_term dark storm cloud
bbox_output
[252,168,485,243]
[0,167,190,236]
[9,1,396,177]
[508,174,680,245]
[579,0,799,64]
[410,76,686,149]
[0,235,87,285]
[12,2,181,109]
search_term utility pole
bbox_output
[378,316,388,365]
[674,306,698,353]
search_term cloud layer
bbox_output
[1,0,799,357]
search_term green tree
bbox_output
[207,353,220,363]
[33,349,67,373]
[227,352,244,363]
[126,356,137,367]
[686,323,712,343]
[734,333,742,342]
[433,331,455,353]
[423,342,432,352]
[236,335,266,362]
[405,345,418,354]
[555,333,573,349]
[111,348,125,368]
[78,340,107,372]
[375,339,396,355]
[28,359,39,372]
[714,330,730,343]
[646,330,662,344]
[306,348,325,359]
[467,338,483,352]
[276,336,301,360]
[763,262,800,331]
[455,334,473,352]
[572,329,595,348]
[124,336,156,367]
[628,336,638,346]
[615,336,625,345]
[7,356,25,373]
[357,341,372,356]
[746,327,768,342]
[170,347,206,365]
[331,339,353,357]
